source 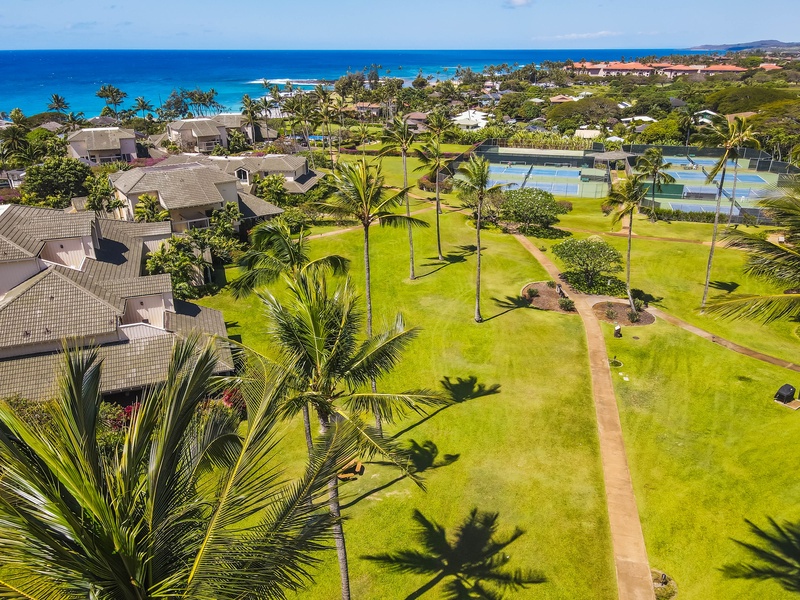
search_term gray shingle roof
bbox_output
[100,274,172,299]
[111,163,237,210]
[284,170,322,194]
[0,233,36,261]
[169,119,223,138]
[0,204,95,242]
[237,192,283,219]
[67,127,136,151]
[0,269,120,350]
[212,113,245,128]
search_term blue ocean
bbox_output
[0,49,705,116]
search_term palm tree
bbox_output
[229,219,350,454]
[635,147,675,218]
[414,140,454,260]
[47,93,69,114]
[263,270,445,600]
[134,193,169,222]
[133,96,154,119]
[332,95,347,160]
[454,155,504,323]
[706,182,800,322]
[351,121,370,158]
[0,336,362,599]
[607,175,648,309]
[321,160,429,433]
[790,144,800,168]
[381,116,418,279]
[96,84,127,118]
[241,94,261,144]
[62,111,85,132]
[294,94,320,169]
[363,508,545,599]
[425,109,456,144]
[314,85,336,169]
[699,115,761,307]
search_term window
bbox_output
[235,168,249,182]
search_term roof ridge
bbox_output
[46,268,123,315]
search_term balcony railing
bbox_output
[197,140,221,152]
[172,217,211,233]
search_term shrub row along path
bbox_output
[514,234,656,600]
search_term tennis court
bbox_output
[488,165,582,178]
[667,171,766,184]
[666,156,738,168]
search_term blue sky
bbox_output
[1,0,798,50]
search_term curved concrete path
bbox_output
[514,235,655,600]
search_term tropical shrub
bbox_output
[20,156,91,207]
[559,297,576,311]
[553,236,624,294]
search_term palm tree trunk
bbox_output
[302,403,314,455]
[363,224,382,435]
[626,210,635,310]
[650,174,657,221]
[702,165,728,307]
[435,172,444,261]
[475,197,483,323]
[328,120,335,170]
[320,417,351,600]
[726,157,739,226]
[403,150,416,280]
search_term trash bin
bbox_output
[775,384,796,403]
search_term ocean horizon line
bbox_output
[0,46,694,52]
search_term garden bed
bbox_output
[521,282,575,313]
[593,301,655,326]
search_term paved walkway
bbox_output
[514,235,655,600]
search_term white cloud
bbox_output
[504,0,532,8]
[533,30,622,40]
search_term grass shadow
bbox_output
[484,295,532,321]
[393,376,501,439]
[417,246,477,279]
[341,439,460,510]
[709,280,741,294]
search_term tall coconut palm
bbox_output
[454,155,504,323]
[46,93,69,114]
[62,111,86,132]
[699,115,761,307]
[314,85,336,169]
[294,94,320,169]
[635,147,675,218]
[241,94,261,144]
[363,508,545,599]
[380,116,418,279]
[332,94,347,161]
[351,121,370,158]
[425,109,456,143]
[414,140,454,261]
[706,182,800,322]
[607,174,648,309]
[263,270,445,600]
[133,96,153,119]
[96,84,127,118]
[229,219,350,454]
[0,336,361,599]
[321,160,429,433]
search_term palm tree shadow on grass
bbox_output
[722,517,800,593]
[484,295,533,322]
[341,439,460,510]
[417,245,479,279]
[709,280,741,294]
[362,508,546,599]
[393,376,501,439]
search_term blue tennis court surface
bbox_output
[668,202,740,216]
[488,165,581,178]
[488,179,580,195]
[667,171,766,183]
[667,156,738,168]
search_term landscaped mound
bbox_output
[593,301,655,326]
[522,281,576,313]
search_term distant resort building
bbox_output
[572,60,773,78]
[452,110,489,130]
[0,204,232,402]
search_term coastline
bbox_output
[0,48,711,115]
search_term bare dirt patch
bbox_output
[521,282,574,314]
[593,301,655,326]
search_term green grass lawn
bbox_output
[531,198,800,364]
[199,209,616,599]
[605,319,800,599]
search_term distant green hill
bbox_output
[690,39,800,51]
